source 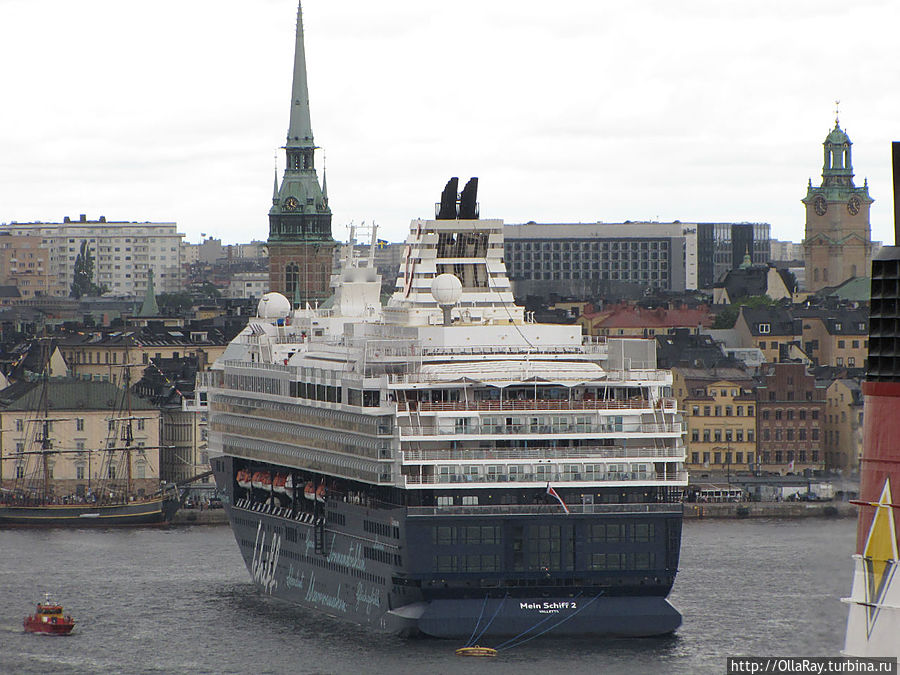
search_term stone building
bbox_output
[755,362,826,474]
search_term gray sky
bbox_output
[1,0,898,245]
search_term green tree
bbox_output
[711,295,778,329]
[70,241,106,298]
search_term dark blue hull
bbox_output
[211,455,683,638]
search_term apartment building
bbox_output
[1,215,184,297]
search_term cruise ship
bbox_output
[208,179,688,638]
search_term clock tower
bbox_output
[802,116,873,292]
[267,2,335,305]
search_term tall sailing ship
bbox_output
[0,349,179,527]
[208,180,688,638]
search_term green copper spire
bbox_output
[138,269,159,317]
[268,0,332,243]
[287,2,314,149]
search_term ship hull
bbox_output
[213,456,683,639]
[0,497,178,527]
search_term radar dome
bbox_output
[257,292,291,319]
[431,274,463,306]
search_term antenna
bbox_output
[893,142,900,246]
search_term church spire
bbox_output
[287,2,314,149]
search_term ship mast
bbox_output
[37,359,52,503]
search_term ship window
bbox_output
[632,523,655,542]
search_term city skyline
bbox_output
[1,0,898,246]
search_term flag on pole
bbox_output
[788,460,795,472]
[546,483,570,514]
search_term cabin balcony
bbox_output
[400,446,683,462]
[399,421,683,439]
[402,470,689,487]
[395,398,676,414]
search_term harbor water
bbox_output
[0,517,855,674]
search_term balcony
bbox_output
[403,470,689,487]
[399,421,683,437]
[401,446,682,462]
[396,398,676,413]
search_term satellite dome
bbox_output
[431,274,463,306]
[257,292,291,319]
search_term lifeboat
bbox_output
[283,474,294,497]
[315,483,326,503]
[236,469,252,489]
[304,481,316,501]
[251,471,272,491]
[24,595,75,635]
[272,473,288,494]
[455,646,497,657]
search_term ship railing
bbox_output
[403,471,688,486]
[196,370,224,388]
[395,398,676,413]
[417,343,605,357]
[406,501,683,517]
[221,359,296,374]
[602,370,670,382]
[399,422,683,436]
[401,446,682,461]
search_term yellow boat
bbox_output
[455,646,497,657]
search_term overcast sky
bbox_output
[1,0,898,246]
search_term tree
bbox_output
[711,295,778,329]
[70,241,106,298]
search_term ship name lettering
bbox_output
[251,522,281,594]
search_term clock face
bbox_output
[848,196,861,215]
[813,196,827,216]
[284,196,300,211]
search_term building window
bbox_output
[76,418,84,431]
[758,324,771,334]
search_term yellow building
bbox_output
[58,329,228,384]
[0,378,162,497]
[672,367,757,474]
[799,312,869,369]
[824,379,864,474]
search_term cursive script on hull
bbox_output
[251,522,281,594]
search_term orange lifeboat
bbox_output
[304,481,316,501]
[251,471,272,490]
[236,469,252,489]
[24,595,75,635]
[272,473,288,494]
[315,484,327,503]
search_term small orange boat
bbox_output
[24,594,75,634]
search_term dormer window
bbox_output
[835,323,842,331]
[758,323,770,334]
